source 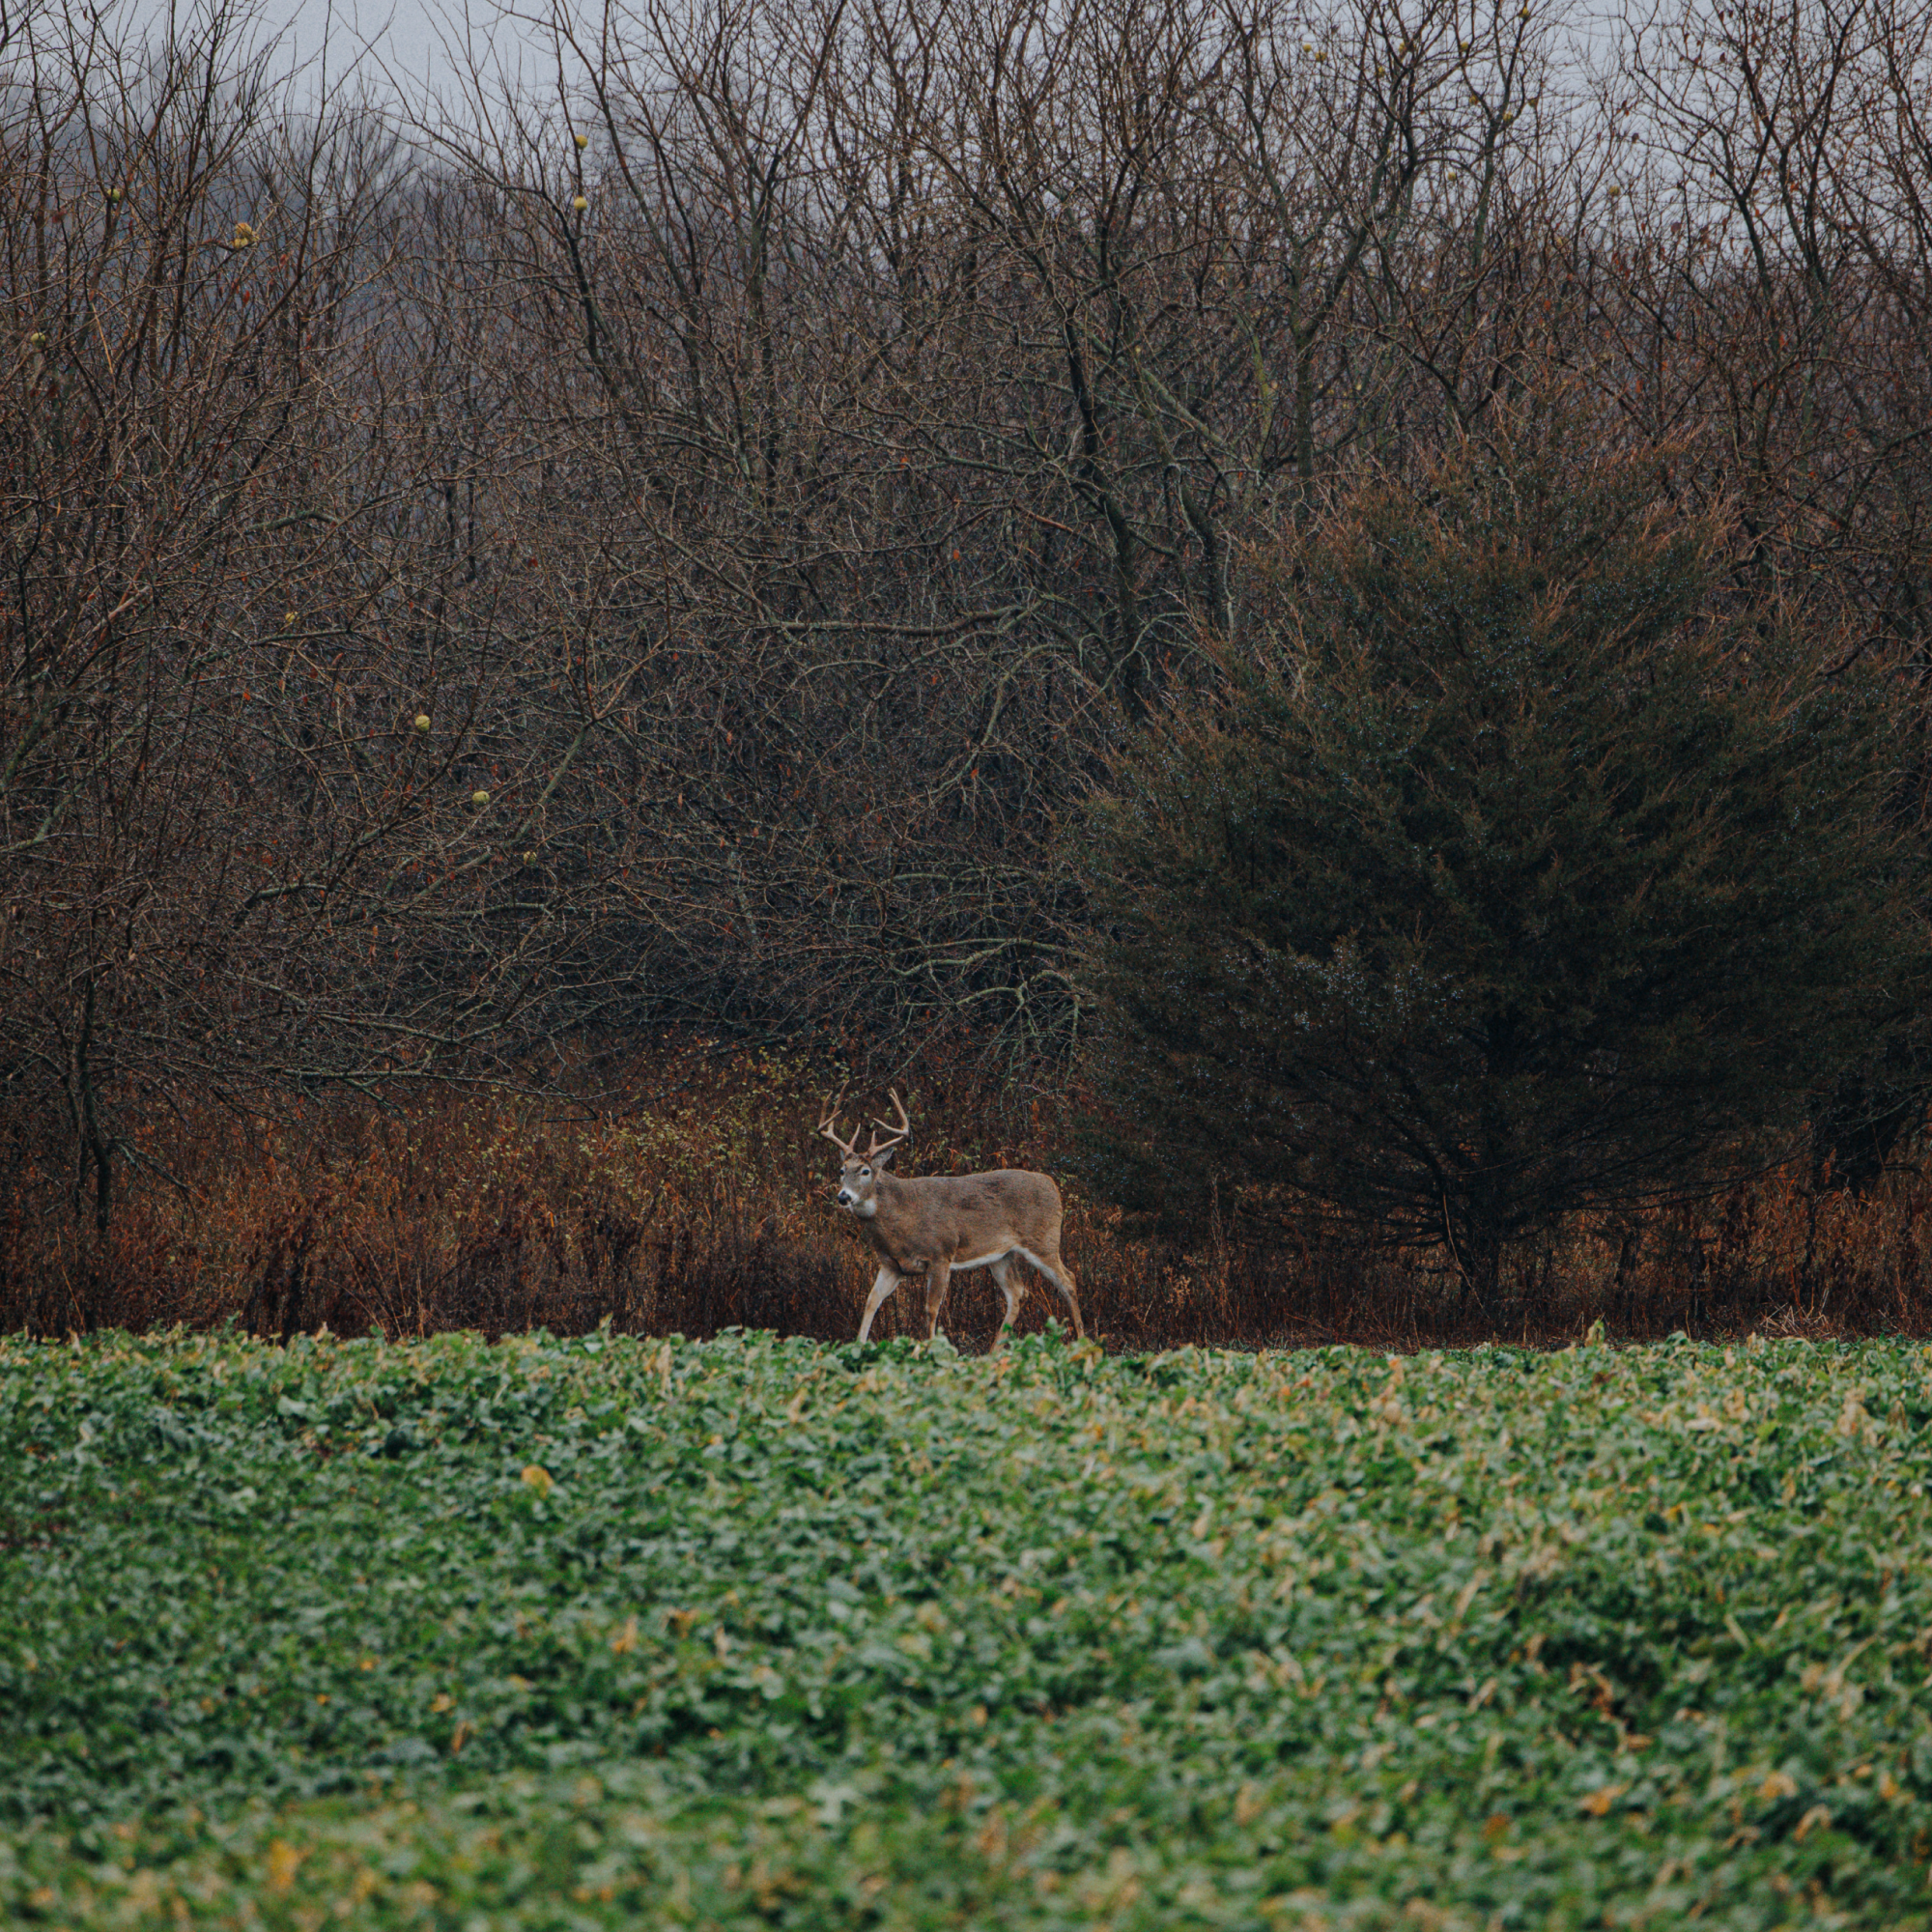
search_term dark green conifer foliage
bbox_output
[1083,448,1925,1307]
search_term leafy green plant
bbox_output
[4,1328,1932,1925]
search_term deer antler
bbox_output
[864,1087,912,1160]
[818,1092,862,1160]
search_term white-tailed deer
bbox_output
[818,1090,1085,1348]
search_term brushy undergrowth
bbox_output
[4,1043,1932,1348]
[3,1328,1931,1927]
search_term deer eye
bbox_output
[860,1167,871,1179]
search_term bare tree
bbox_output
[0,5,601,1275]
[10,0,1932,1261]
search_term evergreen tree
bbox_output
[1083,447,1927,1309]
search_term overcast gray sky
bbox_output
[103,0,1631,133]
[108,0,513,105]
[243,0,466,96]
[121,0,1628,94]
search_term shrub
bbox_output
[1082,439,1928,1310]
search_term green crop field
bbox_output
[3,1329,1931,1929]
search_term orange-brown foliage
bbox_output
[2,1046,1927,1350]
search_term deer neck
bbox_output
[861,1172,910,1239]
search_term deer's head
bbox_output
[818,1089,911,1218]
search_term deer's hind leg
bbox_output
[1021,1241,1086,1341]
[988,1256,1023,1350]
[857,1264,902,1344]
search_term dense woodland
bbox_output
[7,0,1932,1337]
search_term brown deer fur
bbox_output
[818,1092,1085,1347]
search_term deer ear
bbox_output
[874,1145,897,1170]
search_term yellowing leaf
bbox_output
[1793,1804,1832,1841]
[266,1838,302,1894]
[521,1464,554,1497]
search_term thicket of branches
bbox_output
[7,0,1932,1229]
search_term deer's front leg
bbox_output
[857,1264,902,1344]
[923,1259,952,1340]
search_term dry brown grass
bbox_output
[3,1044,1928,1350]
